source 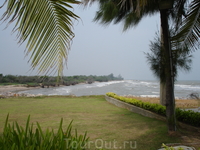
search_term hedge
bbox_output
[106,92,200,127]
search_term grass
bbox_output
[0,95,199,150]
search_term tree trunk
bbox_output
[160,9,176,132]
[160,82,166,105]
[160,25,166,106]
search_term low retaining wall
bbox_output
[105,95,200,132]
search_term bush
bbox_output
[106,92,200,127]
[106,92,166,116]
[176,108,200,127]
[0,114,89,150]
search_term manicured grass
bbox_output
[0,95,197,150]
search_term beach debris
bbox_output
[0,94,5,99]
[187,93,199,100]
[187,93,200,111]
[0,92,42,98]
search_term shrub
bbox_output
[176,108,200,127]
[106,92,166,116]
[106,92,200,127]
[0,114,89,150]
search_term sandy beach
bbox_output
[0,85,40,94]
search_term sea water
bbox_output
[18,80,200,99]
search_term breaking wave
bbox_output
[17,80,200,98]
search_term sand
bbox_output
[125,96,200,109]
[0,85,40,94]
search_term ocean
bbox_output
[18,80,200,99]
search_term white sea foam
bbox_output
[55,87,71,94]
[175,84,200,90]
[85,85,93,88]
[124,80,158,87]
[92,81,124,88]
[16,80,200,99]
[140,81,151,85]
[152,92,159,94]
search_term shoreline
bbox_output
[0,84,199,109]
[0,85,41,94]
[0,82,93,96]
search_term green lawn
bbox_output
[0,95,188,150]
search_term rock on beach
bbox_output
[0,85,40,98]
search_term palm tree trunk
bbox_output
[160,82,166,105]
[160,9,176,132]
[160,26,167,106]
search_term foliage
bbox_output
[172,0,200,52]
[106,92,200,127]
[176,108,200,127]
[84,0,199,52]
[84,0,159,31]
[106,92,166,116]
[145,31,193,83]
[0,114,89,150]
[0,74,123,85]
[161,143,184,150]
[0,0,80,77]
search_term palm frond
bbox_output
[92,0,158,31]
[119,0,135,12]
[81,0,96,6]
[172,0,200,51]
[0,0,80,77]
[170,0,187,29]
[93,0,119,25]
[123,12,142,30]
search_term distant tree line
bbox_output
[0,73,123,87]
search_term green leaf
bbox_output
[1,0,80,78]
[172,0,200,51]
[36,122,44,140]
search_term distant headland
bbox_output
[0,73,123,88]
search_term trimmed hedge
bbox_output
[106,92,200,127]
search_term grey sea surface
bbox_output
[17,80,200,112]
[18,80,200,99]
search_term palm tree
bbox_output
[82,0,199,131]
[145,31,193,105]
[0,0,80,80]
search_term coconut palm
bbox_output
[82,0,199,131]
[0,0,80,79]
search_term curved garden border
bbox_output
[105,95,200,132]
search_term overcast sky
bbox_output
[0,2,199,80]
